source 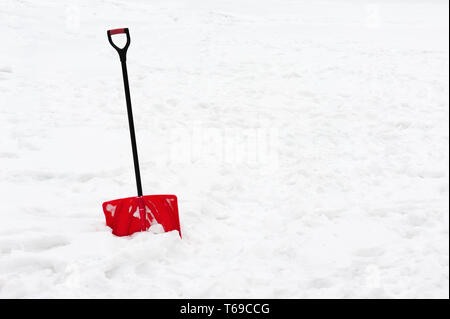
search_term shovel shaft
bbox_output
[108,28,143,197]
[121,61,143,197]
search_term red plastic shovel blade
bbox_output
[102,195,181,237]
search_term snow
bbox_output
[0,0,448,298]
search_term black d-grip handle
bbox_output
[107,28,130,62]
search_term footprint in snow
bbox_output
[353,246,385,258]
[0,66,12,73]
[308,278,334,289]
[0,152,18,159]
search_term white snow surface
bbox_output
[0,0,448,298]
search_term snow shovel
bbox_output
[102,28,181,238]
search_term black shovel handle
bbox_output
[107,28,131,62]
[107,28,143,197]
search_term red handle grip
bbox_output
[108,28,126,35]
[107,28,130,61]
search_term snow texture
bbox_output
[0,0,448,298]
